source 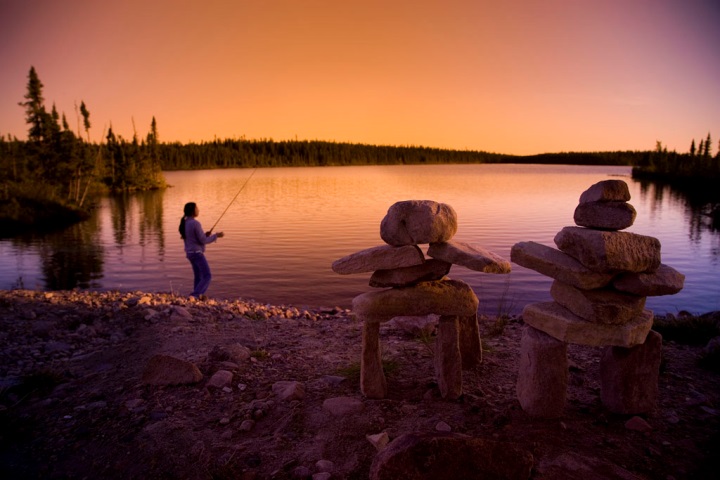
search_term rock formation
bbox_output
[333,199,510,399]
[511,179,685,417]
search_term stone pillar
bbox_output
[361,319,387,399]
[458,313,482,369]
[516,326,568,418]
[600,330,662,414]
[434,316,463,399]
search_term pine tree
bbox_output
[690,139,696,156]
[704,133,712,157]
[18,66,48,142]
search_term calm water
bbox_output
[1,164,718,315]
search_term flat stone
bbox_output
[613,264,685,296]
[579,179,631,203]
[554,226,661,273]
[380,200,458,246]
[322,396,365,416]
[521,302,653,347]
[516,326,568,418]
[353,279,479,322]
[511,241,613,289]
[369,259,451,287]
[550,280,646,325]
[427,241,511,274]
[573,201,636,230]
[369,433,534,480]
[601,330,662,414]
[332,245,424,274]
[142,354,203,386]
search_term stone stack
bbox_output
[332,200,511,399]
[511,180,685,417]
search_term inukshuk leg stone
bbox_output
[600,330,662,414]
[459,313,482,369]
[516,326,568,418]
[361,319,387,399]
[435,315,463,399]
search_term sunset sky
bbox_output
[1,0,719,155]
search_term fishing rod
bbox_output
[207,168,257,234]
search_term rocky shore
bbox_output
[0,289,718,479]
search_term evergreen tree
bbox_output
[704,133,712,157]
[18,66,48,142]
[690,139,696,156]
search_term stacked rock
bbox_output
[511,179,685,417]
[332,200,511,399]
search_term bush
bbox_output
[653,312,720,345]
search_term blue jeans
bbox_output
[187,252,211,296]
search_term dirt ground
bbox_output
[0,289,718,479]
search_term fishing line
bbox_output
[208,168,257,234]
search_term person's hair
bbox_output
[179,202,197,240]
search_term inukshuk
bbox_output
[332,200,511,399]
[511,180,685,417]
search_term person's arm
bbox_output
[191,221,218,244]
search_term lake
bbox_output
[1,164,718,315]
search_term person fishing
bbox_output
[179,202,224,298]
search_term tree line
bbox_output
[633,134,720,182]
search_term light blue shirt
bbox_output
[184,217,217,253]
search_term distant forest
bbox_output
[633,135,720,183]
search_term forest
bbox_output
[632,135,720,183]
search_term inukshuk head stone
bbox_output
[510,179,685,417]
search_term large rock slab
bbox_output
[573,201,636,230]
[142,354,203,386]
[369,259,451,287]
[554,226,661,274]
[511,241,613,289]
[612,264,685,296]
[332,245,424,274]
[600,330,663,414]
[369,432,534,480]
[380,200,458,246]
[428,240,511,274]
[516,326,568,418]
[522,302,653,347]
[434,316,463,399]
[579,179,631,203]
[550,280,646,325]
[353,279,479,322]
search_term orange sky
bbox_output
[1,0,719,155]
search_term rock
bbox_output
[624,416,653,432]
[516,326,568,418]
[550,280,646,324]
[206,370,233,389]
[369,432,533,480]
[315,459,335,473]
[353,279,479,323]
[322,396,364,416]
[369,259,451,287]
[380,200,458,246]
[573,201,637,230]
[367,432,390,451]
[361,322,387,398]
[239,419,255,432]
[554,226,661,274]
[387,315,438,337]
[578,179,631,203]
[600,330,662,414]
[141,354,203,385]
[427,240,511,273]
[612,264,685,296]
[435,421,452,432]
[521,302,653,347]
[511,241,614,290]
[332,245,424,274]
[292,466,312,478]
[272,380,305,401]
[434,316,463,399]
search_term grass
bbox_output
[336,359,400,383]
[653,312,720,345]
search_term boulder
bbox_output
[573,201,636,230]
[550,280,646,325]
[578,179,631,203]
[353,279,479,323]
[516,326,568,418]
[272,380,305,401]
[142,354,203,386]
[521,302,653,347]
[428,240,511,273]
[369,432,534,480]
[612,264,685,296]
[332,244,424,274]
[380,200,458,246]
[511,241,613,290]
[369,259,451,287]
[554,226,661,273]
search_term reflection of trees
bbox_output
[635,179,720,249]
[37,210,104,290]
[108,188,166,258]
[138,190,166,258]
